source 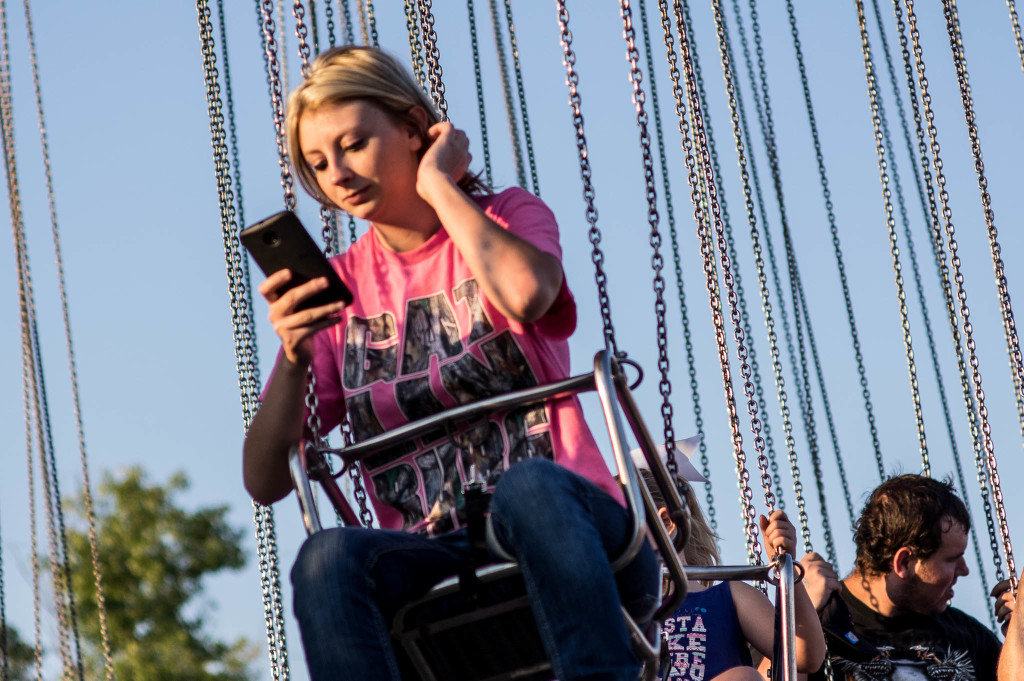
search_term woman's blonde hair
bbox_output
[285,46,487,208]
[639,468,721,570]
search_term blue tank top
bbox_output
[662,581,753,681]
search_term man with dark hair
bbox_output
[802,474,1015,681]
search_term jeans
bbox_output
[291,457,661,681]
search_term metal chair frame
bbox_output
[287,349,798,681]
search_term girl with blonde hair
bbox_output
[243,46,661,681]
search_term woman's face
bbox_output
[298,99,423,225]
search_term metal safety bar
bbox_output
[683,554,800,681]
[287,349,692,681]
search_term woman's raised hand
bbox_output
[759,509,799,559]
[417,121,471,200]
[259,269,346,367]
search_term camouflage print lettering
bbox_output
[343,313,398,389]
[452,279,494,342]
[402,294,463,375]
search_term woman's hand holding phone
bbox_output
[259,269,347,367]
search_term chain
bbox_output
[901,0,1009,585]
[554,0,619,357]
[654,0,718,536]
[671,0,765,565]
[710,0,825,547]
[618,0,677,473]
[1009,0,1024,74]
[488,0,525,188]
[308,0,319,52]
[940,0,1017,586]
[258,0,297,210]
[416,0,447,120]
[676,0,783,510]
[502,0,539,194]
[356,0,368,44]
[339,0,355,44]
[277,0,289,94]
[210,3,294,677]
[22,0,115,674]
[739,0,842,564]
[466,0,492,185]
[404,0,427,89]
[854,0,930,472]
[292,0,312,74]
[324,0,335,47]
[878,0,993,624]
[366,0,378,47]
[1,1,85,672]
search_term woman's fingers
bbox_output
[760,510,797,554]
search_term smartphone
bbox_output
[240,211,353,310]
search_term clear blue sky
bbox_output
[1,2,1022,678]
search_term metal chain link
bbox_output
[727,0,835,532]
[416,0,447,121]
[676,0,784,510]
[258,0,297,210]
[277,0,289,94]
[356,0,368,45]
[22,0,115,674]
[620,0,682,486]
[324,0,335,47]
[339,0,355,44]
[366,0,378,47]
[1,1,85,672]
[738,0,842,565]
[466,0,493,186]
[670,0,766,566]
[901,0,1010,586]
[502,0,539,194]
[1008,0,1024,74]
[0,509,7,681]
[554,0,619,357]
[654,0,718,536]
[879,0,994,625]
[202,3,292,679]
[404,0,427,89]
[854,0,930,472]
[939,0,1017,587]
[710,0,826,548]
[488,0,525,189]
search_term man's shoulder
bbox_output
[936,604,1001,646]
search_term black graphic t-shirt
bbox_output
[812,584,1000,681]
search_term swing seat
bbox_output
[289,349,691,681]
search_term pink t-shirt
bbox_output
[298,187,621,533]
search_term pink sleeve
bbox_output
[482,188,577,339]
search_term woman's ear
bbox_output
[404,106,430,151]
[658,506,677,537]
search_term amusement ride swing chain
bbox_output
[939,0,1018,587]
[737,0,847,565]
[404,0,427,89]
[706,0,827,552]
[900,0,1014,587]
[1009,0,1024,74]
[880,0,995,623]
[652,0,718,533]
[339,0,355,45]
[20,0,116,674]
[670,0,770,566]
[501,0,539,195]
[554,0,620,358]
[619,0,683,483]
[206,4,295,678]
[639,0,715,517]
[466,0,493,186]
[673,0,786,510]
[775,0,888,493]
[1,2,86,675]
[416,0,448,122]
[487,0,524,188]
[854,0,931,474]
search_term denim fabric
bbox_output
[291,457,660,681]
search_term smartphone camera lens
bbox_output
[263,231,280,247]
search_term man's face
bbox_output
[896,517,970,616]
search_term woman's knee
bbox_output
[291,527,371,595]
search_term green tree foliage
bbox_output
[66,467,257,681]
[1,623,37,681]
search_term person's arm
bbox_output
[997,581,1020,681]
[242,271,346,504]
[732,511,827,673]
[416,122,563,323]
[800,551,841,613]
